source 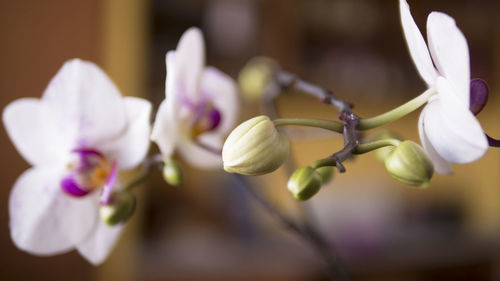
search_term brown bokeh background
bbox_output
[1,0,499,280]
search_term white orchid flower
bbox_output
[399,0,488,174]
[151,27,238,169]
[3,59,152,265]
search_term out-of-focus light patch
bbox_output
[203,0,257,57]
[303,0,382,40]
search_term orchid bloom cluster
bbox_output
[2,0,497,267]
[3,28,237,264]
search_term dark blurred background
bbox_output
[1,0,499,280]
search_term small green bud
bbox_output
[162,159,183,186]
[237,57,278,103]
[100,191,136,226]
[223,115,289,175]
[287,166,322,200]
[384,140,434,188]
[316,166,334,185]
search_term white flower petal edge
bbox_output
[41,59,128,147]
[151,100,177,161]
[399,0,438,86]
[3,98,70,166]
[98,97,152,170]
[178,133,223,169]
[200,67,239,134]
[427,12,470,106]
[174,27,205,103]
[418,106,453,175]
[77,218,124,266]
[423,78,488,164]
[9,167,97,255]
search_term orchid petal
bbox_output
[3,98,70,166]
[178,133,223,169]
[9,167,97,256]
[41,59,127,147]
[427,12,470,106]
[77,219,124,265]
[399,0,438,86]
[418,104,453,174]
[200,67,239,135]
[174,27,205,103]
[423,77,488,164]
[99,97,152,170]
[151,100,178,160]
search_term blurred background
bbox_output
[1,0,500,280]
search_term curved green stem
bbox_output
[357,88,436,130]
[273,118,344,133]
[353,139,401,154]
[311,157,338,169]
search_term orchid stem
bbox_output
[234,174,349,281]
[273,118,344,133]
[125,154,162,192]
[353,139,401,154]
[357,88,436,130]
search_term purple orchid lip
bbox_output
[61,176,90,197]
[61,147,113,198]
[206,107,222,131]
[469,78,488,115]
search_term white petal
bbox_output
[41,59,127,147]
[151,100,178,160]
[200,66,239,135]
[427,12,470,106]
[423,78,488,164]
[173,27,205,103]
[178,133,223,169]
[9,167,97,256]
[418,105,453,174]
[99,97,152,170]
[77,220,124,265]
[399,0,438,86]
[3,98,71,166]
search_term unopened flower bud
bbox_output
[162,159,183,186]
[316,166,334,185]
[384,140,434,188]
[223,115,289,175]
[100,191,136,226]
[238,57,278,103]
[287,166,322,200]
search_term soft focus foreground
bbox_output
[1,1,500,281]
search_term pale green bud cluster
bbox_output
[237,57,277,103]
[287,166,335,200]
[222,115,290,176]
[384,140,434,188]
[162,159,183,186]
[99,191,136,226]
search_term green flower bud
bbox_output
[223,115,289,175]
[162,159,183,186]
[237,57,278,103]
[316,166,334,185]
[384,140,434,188]
[100,191,136,226]
[287,166,322,200]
